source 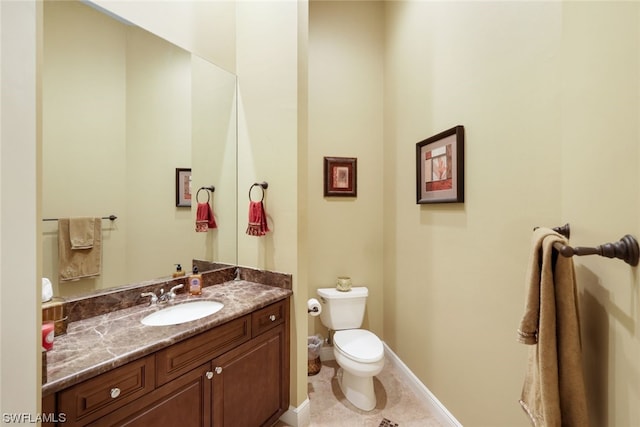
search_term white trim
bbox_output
[383,343,462,427]
[279,398,310,427]
[318,342,462,427]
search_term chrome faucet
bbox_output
[234,268,241,281]
[141,284,184,306]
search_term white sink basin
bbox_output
[141,300,224,326]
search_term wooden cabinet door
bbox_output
[90,363,212,427]
[42,393,57,427]
[212,326,285,427]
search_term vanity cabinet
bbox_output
[90,362,212,426]
[51,298,290,427]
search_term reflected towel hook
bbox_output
[249,181,268,202]
[196,186,215,204]
[535,223,639,266]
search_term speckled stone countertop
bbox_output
[42,280,292,396]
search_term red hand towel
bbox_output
[246,201,269,236]
[196,202,217,232]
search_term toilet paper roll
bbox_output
[307,298,322,316]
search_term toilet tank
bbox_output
[317,287,368,330]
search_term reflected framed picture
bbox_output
[175,168,192,207]
[324,156,357,197]
[416,125,464,204]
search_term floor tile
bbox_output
[275,359,445,426]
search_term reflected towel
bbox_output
[196,202,217,232]
[246,201,269,236]
[517,227,589,427]
[69,217,95,249]
[58,218,102,281]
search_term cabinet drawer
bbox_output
[156,315,250,386]
[252,300,287,337]
[58,355,155,426]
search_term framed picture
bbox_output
[416,125,464,204]
[175,168,192,207]
[324,156,357,197]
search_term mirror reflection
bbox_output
[41,0,237,297]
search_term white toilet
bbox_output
[317,287,384,411]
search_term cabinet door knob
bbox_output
[215,366,223,374]
[205,371,214,380]
[110,388,121,399]
[269,314,276,322]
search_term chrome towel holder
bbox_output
[536,223,639,266]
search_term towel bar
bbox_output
[42,215,117,222]
[537,223,639,266]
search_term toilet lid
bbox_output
[334,329,383,363]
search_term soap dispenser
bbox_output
[173,264,185,278]
[188,265,202,296]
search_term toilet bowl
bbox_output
[333,329,384,411]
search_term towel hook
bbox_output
[196,186,215,204]
[249,181,268,202]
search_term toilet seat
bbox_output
[334,329,383,364]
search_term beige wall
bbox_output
[0,0,40,418]
[381,2,640,426]
[310,1,640,426]
[235,0,308,408]
[560,3,640,425]
[92,0,236,74]
[307,1,384,338]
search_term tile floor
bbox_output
[275,359,446,427]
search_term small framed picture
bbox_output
[324,157,357,197]
[416,125,464,204]
[175,168,192,207]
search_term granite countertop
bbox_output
[42,280,292,396]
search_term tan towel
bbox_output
[58,218,102,281]
[69,217,95,249]
[517,227,589,427]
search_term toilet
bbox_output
[317,287,384,411]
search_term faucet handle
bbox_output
[140,292,158,305]
[168,284,184,298]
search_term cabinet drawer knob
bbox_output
[206,371,214,380]
[269,314,276,322]
[215,366,223,374]
[110,388,121,399]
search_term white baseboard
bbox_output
[318,342,462,427]
[383,343,462,427]
[279,398,310,427]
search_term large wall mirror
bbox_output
[41,1,237,297]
